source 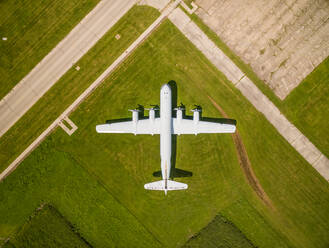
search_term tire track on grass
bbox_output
[208,96,274,210]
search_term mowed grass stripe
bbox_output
[182,213,256,248]
[0,5,160,173]
[0,0,100,99]
[4,205,91,248]
[0,139,162,247]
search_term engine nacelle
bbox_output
[129,109,140,122]
[174,107,184,122]
[149,109,155,121]
[176,109,183,121]
[191,108,201,123]
[146,107,158,121]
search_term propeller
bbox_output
[128,109,141,112]
[174,103,185,111]
[174,106,185,111]
[129,104,144,112]
[145,104,159,111]
[191,104,201,112]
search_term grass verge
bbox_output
[0,5,160,172]
[0,0,100,99]
[281,57,329,157]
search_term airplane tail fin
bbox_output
[144,180,188,194]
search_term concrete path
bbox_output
[139,0,170,11]
[0,0,182,181]
[180,1,198,14]
[168,8,329,181]
[58,117,78,136]
[0,0,136,138]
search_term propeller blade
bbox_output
[146,105,159,111]
[128,109,141,112]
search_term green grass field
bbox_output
[0,5,160,173]
[1,19,329,248]
[0,0,100,100]
[183,214,256,247]
[0,142,161,247]
[282,57,329,157]
[3,205,91,248]
[187,10,329,158]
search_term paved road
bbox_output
[168,8,329,181]
[0,0,136,137]
[0,0,181,181]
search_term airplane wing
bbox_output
[173,119,236,135]
[96,118,161,135]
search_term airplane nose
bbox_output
[161,84,169,90]
[161,84,171,92]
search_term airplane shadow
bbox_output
[167,81,193,179]
[106,104,147,123]
[153,168,193,178]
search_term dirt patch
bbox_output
[208,96,274,209]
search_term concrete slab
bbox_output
[59,117,78,136]
[313,155,329,180]
[3,83,38,115]
[195,0,329,99]
[168,7,190,29]
[138,0,170,11]
[292,135,322,164]
[180,1,198,14]
[0,104,18,137]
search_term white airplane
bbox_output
[96,84,236,194]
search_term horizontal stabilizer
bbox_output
[144,180,188,191]
[167,180,188,190]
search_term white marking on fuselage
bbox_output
[160,84,172,185]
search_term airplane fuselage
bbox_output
[160,84,172,186]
